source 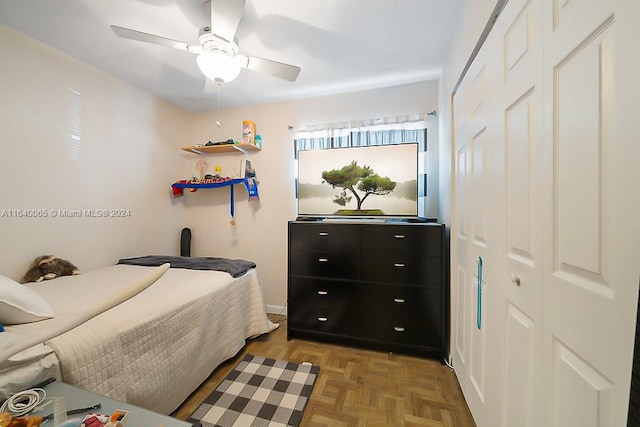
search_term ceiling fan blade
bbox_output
[110,25,201,53]
[236,54,301,82]
[209,0,246,43]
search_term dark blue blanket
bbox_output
[117,255,256,278]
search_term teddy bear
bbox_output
[20,255,80,283]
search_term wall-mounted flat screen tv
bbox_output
[297,143,418,218]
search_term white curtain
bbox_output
[293,113,430,156]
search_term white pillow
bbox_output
[0,275,55,325]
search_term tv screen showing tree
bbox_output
[297,143,418,217]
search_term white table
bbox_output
[30,381,197,427]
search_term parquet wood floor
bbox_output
[172,314,476,427]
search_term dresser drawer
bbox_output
[361,224,442,257]
[361,314,443,348]
[289,223,359,253]
[349,285,442,347]
[288,304,352,334]
[289,277,355,306]
[361,255,441,286]
[290,250,359,279]
[364,283,442,315]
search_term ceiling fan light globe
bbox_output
[196,51,241,83]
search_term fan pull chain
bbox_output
[216,85,222,127]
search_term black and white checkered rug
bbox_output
[187,354,320,427]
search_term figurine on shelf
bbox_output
[188,176,198,192]
[196,155,209,179]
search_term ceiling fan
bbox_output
[110,0,301,84]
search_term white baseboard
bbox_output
[266,304,286,315]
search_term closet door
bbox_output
[452,79,471,397]
[541,0,640,425]
[452,65,480,425]
[453,0,640,425]
[452,23,505,427]
[495,0,545,426]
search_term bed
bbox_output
[0,258,278,415]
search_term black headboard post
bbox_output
[180,227,191,257]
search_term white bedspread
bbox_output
[0,264,277,414]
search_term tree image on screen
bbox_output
[321,161,396,214]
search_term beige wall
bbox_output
[0,25,188,279]
[184,80,440,309]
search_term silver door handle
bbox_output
[318,291,328,295]
[394,298,405,303]
[318,258,328,262]
[318,232,328,236]
[394,326,405,332]
[394,234,405,239]
[394,263,405,267]
[318,317,328,322]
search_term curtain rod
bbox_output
[288,111,436,132]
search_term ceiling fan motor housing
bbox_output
[198,26,238,56]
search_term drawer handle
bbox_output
[393,298,405,303]
[318,258,329,262]
[318,291,328,295]
[394,263,405,267]
[394,326,405,332]
[318,232,329,236]
[318,317,328,322]
[394,234,405,239]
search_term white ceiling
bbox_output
[0,0,464,112]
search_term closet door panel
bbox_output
[499,1,545,426]
[501,87,542,427]
[454,143,471,381]
[452,25,505,426]
[543,0,640,425]
[455,264,468,368]
[546,22,616,427]
[471,127,488,248]
[505,91,536,267]
[453,81,472,403]
[503,304,535,427]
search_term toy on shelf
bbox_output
[241,158,255,178]
[242,120,255,144]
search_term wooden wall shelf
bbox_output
[181,143,261,154]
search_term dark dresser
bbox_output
[287,220,447,360]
